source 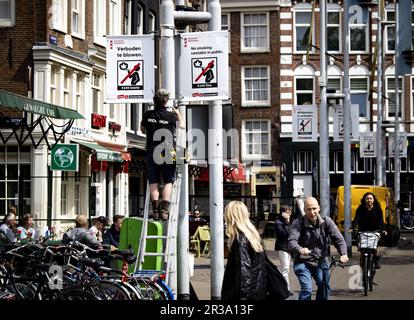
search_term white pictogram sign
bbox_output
[360,132,376,158]
[292,105,318,142]
[333,104,360,141]
[388,132,407,158]
[106,35,154,103]
[179,31,229,102]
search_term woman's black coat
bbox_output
[221,233,267,300]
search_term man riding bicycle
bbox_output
[288,197,349,300]
[349,192,387,269]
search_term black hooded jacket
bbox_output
[103,225,120,247]
[221,233,267,300]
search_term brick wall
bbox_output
[229,10,281,164]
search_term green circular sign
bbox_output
[53,147,74,168]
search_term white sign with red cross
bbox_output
[106,35,154,103]
[179,31,229,102]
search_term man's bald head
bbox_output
[304,197,320,223]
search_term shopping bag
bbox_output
[265,253,289,300]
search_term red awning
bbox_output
[95,140,131,161]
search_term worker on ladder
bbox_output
[140,89,185,221]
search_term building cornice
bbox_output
[32,43,94,73]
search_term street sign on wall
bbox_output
[178,31,229,102]
[51,144,79,171]
[359,132,376,158]
[292,105,318,142]
[333,104,360,142]
[106,35,154,103]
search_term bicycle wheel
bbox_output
[402,212,414,230]
[130,277,168,300]
[369,260,376,292]
[63,289,101,300]
[363,255,369,296]
[94,280,132,300]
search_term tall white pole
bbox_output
[160,0,177,296]
[343,1,352,256]
[175,0,191,300]
[319,0,330,217]
[208,0,224,300]
[376,2,384,186]
[394,2,400,225]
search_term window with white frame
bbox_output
[74,172,81,215]
[51,0,67,33]
[327,78,342,94]
[351,77,369,117]
[228,66,231,100]
[241,13,269,52]
[222,14,229,30]
[349,5,368,52]
[71,0,85,39]
[0,0,15,26]
[63,70,71,108]
[126,104,134,132]
[386,156,402,173]
[109,0,121,36]
[50,67,57,105]
[412,77,414,118]
[293,151,313,174]
[242,120,271,160]
[242,66,270,107]
[92,73,102,114]
[295,77,314,105]
[93,0,106,45]
[137,104,150,136]
[137,4,143,35]
[0,146,31,217]
[61,172,68,216]
[124,0,132,35]
[409,150,414,172]
[356,151,372,173]
[294,9,313,52]
[327,8,340,52]
[329,151,346,173]
[149,12,156,33]
[222,13,230,52]
[385,5,395,52]
[386,77,403,119]
[75,74,83,113]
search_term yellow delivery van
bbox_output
[334,185,400,245]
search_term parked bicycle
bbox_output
[355,231,381,296]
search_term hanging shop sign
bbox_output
[109,121,121,132]
[106,35,155,103]
[292,105,318,142]
[91,113,106,129]
[333,104,360,142]
[51,143,79,171]
[178,31,229,102]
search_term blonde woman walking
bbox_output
[221,201,267,300]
